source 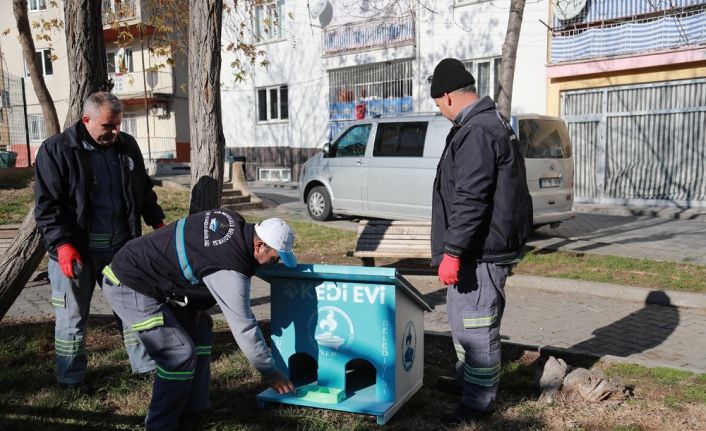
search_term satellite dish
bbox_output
[309,0,328,18]
[553,0,587,21]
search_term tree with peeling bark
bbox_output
[0,0,108,321]
[188,0,226,214]
[496,0,526,119]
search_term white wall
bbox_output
[220,0,550,153]
[0,0,70,128]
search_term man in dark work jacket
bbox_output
[102,211,296,430]
[34,91,164,390]
[428,58,532,424]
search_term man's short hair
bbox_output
[453,84,477,95]
[83,92,123,117]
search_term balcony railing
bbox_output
[551,9,706,63]
[323,14,415,55]
[110,71,174,98]
[102,0,138,23]
[553,0,706,29]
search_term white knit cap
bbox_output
[254,218,297,267]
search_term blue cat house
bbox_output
[255,264,433,425]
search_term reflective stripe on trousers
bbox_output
[446,261,508,412]
[101,280,213,431]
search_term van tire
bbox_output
[307,186,333,221]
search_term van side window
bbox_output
[331,124,372,157]
[373,122,427,157]
[518,119,572,159]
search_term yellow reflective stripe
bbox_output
[156,365,194,381]
[464,371,500,387]
[454,343,465,361]
[464,363,501,376]
[462,314,498,329]
[195,345,212,356]
[131,315,164,331]
[102,265,120,285]
[55,338,86,356]
[55,338,84,346]
[51,297,65,307]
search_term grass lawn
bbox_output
[0,315,704,430]
[3,183,706,293]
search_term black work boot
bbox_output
[441,403,492,425]
[179,407,233,431]
[436,375,463,396]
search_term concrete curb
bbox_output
[506,274,706,310]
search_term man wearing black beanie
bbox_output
[428,58,532,424]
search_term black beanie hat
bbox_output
[429,58,475,98]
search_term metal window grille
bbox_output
[328,60,414,139]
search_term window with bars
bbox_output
[462,57,502,100]
[255,0,285,42]
[28,0,47,11]
[256,85,289,122]
[25,49,54,78]
[28,114,47,142]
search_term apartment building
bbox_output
[0,0,190,167]
[220,0,550,182]
[547,0,706,207]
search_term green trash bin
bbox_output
[0,151,18,168]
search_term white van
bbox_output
[299,113,574,227]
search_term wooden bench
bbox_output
[0,224,20,256]
[347,220,431,266]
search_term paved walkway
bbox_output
[7,271,706,374]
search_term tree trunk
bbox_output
[13,0,61,135]
[496,0,525,119]
[0,211,47,319]
[63,0,109,127]
[188,0,225,214]
[0,0,107,321]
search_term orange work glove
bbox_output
[152,221,165,230]
[438,253,461,285]
[57,243,83,279]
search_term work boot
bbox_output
[179,407,233,431]
[436,375,463,396]
[441,403,491,425]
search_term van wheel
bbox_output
[307,186,332,221]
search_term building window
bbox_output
[121,113,137,136]
[28,0,47,11]
[255,0,285,42]
[26,49,54,78]
[107,49,133,74]
[28,114,47,142]
[257,85,288,122]
[462,57,501,100]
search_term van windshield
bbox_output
[518,119,572,159]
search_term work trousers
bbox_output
[446,261,509,412]
[48,250,154,385]
[102,277,213,431]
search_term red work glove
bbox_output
[152,221,165,230]
[438,253,461,285]
[57,243,83,279]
